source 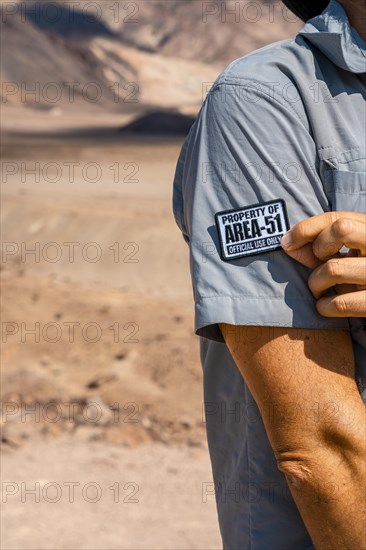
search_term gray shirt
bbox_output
[173,1,365,547]
[173,0,366,393]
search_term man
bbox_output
[172,0,365,548]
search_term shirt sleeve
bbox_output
[172,80,349,342]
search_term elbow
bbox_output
[275,450,316,489]
[274,421,366,494]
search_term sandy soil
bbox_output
[2,438,221,550]
[1,133,221,549]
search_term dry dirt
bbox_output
[1,132,221,549]
[1,4,300,546]
[2,439,221,550]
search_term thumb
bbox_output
[281,242,323,269]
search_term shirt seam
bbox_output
[333,191,366,194]
[211,78,308,128]
[197,295,316,302]
[245,384,254,550]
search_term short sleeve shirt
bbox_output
[173,0,366,386]
[173,1,366,548]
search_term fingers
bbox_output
[280,213,366,317]
[281,212,366,268]
[316,290,366,318]
[281,212,366,251]
[308,257,366,298]
[311,218,366,260]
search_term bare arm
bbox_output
[220,324,366,550]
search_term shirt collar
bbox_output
[298,0,366,73]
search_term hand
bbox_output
[281,212,366,317]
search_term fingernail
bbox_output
[281,231,294,250]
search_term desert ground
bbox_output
[1,3,300,546]
[1,129,221,549]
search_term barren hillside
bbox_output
[1,0,301,131]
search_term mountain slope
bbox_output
[0,0,301,131]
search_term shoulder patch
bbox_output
[215,199,290,261]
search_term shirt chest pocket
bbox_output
[324,169,366,214]
[323,165,366,358]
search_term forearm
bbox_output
[220,324,366,550]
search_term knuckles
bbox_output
[323,258,343,279]
[316,295,348,316]
[331,295,348,315]
[331,217,354,239]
